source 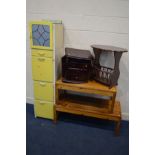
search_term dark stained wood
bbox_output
[65,47,92,59]
[91,44,128,87]
[91,44,128,53]
[62,48,93,83]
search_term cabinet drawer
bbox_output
[34,100,54,119]
[34,81,54,101]
[32,56,54,82]
[32,49,53,58]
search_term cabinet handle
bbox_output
[38,58,45,61]
[39,101,45,105]
[39,82,46,86]
[38,53,45,56]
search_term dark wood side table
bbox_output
[91,45,128,88]
[54,78,121,135]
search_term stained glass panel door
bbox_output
[29,21,53,50]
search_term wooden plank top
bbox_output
[56,78,117,93]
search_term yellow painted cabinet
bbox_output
[29,20,63,120]
[34,100,54,119]
[34,81,54,101]
[32,56,54,82]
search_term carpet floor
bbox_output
[26,103,129,155]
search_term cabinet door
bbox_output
[32,56,54,82]
[34,100,54,119]
[29,21,53,50]
[34,81,54,101]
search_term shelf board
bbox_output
[56,94,121,121]
[56,78,117,93]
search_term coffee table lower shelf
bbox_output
[54,97,121,135]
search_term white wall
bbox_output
[26,0,129,120]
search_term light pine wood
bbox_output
[56,99,121,121]
[55,79,121,135]
[56,78,116,94]
[57,93,110,114]
[109,92,116,113]
[53,104,58,123]
[56,78,117,112]
[115,120,121,136]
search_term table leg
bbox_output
[109,92,116,113]
[53,112,59,124]
[54,87,59,123]
[56,88,59,102]
[115,120,121,136]
[53,104,57,123]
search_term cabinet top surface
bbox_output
[91,45,128,53]
[65,48,92,59]
[56,78,117,93]
[30,20,62,24]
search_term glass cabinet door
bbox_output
[29,21,53,50]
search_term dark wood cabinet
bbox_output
[62,48,93,83]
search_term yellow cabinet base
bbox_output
[34,100,54,119]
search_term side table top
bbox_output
[91,44,128,53]
[56,78,117,93]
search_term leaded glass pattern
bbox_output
[32,24,50,47]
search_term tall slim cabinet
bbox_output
[29,20,63,119]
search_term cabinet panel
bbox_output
[32,49,53,58]
[29,21,53,50]
[34,100,54,119]
[34,81,54,101]
[32,56,54,82]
